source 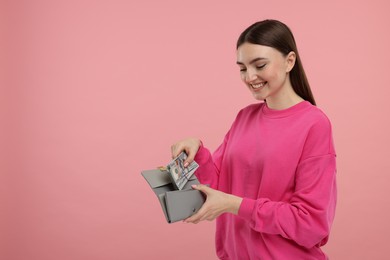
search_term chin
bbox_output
[252,93,266,101]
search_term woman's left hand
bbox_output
[184,184,243,224]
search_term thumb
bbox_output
[183,148,196,167]
[191,184,211,195]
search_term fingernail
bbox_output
[191,185,197,189]
[184,162,189,167]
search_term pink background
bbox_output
[1,0,390,259]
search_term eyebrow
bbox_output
[236,57,267,65]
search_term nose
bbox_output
[244,69,257,83]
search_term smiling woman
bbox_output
[236,43,301,108]
[171,19,337,260]
[237,20,316,109]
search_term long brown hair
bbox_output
[237,20,316,106]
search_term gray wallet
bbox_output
[141,168,205,223]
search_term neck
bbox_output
[265,81,304,110]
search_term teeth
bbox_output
[251,82,266,89]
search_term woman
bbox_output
[171,20,337,260]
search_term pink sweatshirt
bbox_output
[194,101,337,260]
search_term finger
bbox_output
[189,212,209,224]
[184,211,202,224]
[170,144,176,158]
[171,143,184,158]
[184,204,208,223]
[183,148,196,167]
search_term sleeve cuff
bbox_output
[238,198,256,221]
[194,142,211,165]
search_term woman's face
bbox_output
[236,43,295,103]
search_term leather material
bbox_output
[141,169,205,223]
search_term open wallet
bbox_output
[141,168,205,223]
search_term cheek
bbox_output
[240,73,246,82]
[264,65,285,83]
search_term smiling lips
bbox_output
[251,82,267,90]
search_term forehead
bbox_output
[236,43,282,63]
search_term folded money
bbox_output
[167,152,199,190]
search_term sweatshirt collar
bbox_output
[261,101,311,118]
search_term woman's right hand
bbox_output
[171,138,201,167]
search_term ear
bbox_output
[285,51,296,73]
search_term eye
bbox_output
[256,64,266,70]
[238,64,246,72]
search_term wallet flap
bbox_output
[188,175,197,181]
[181,178,200,190]
[165,189,205,223]
[141,169,172,188]
[157,193,170,222]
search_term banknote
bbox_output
[167,152,199,190]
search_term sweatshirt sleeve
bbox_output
[238,115,337,248]
[194,130,230,190]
